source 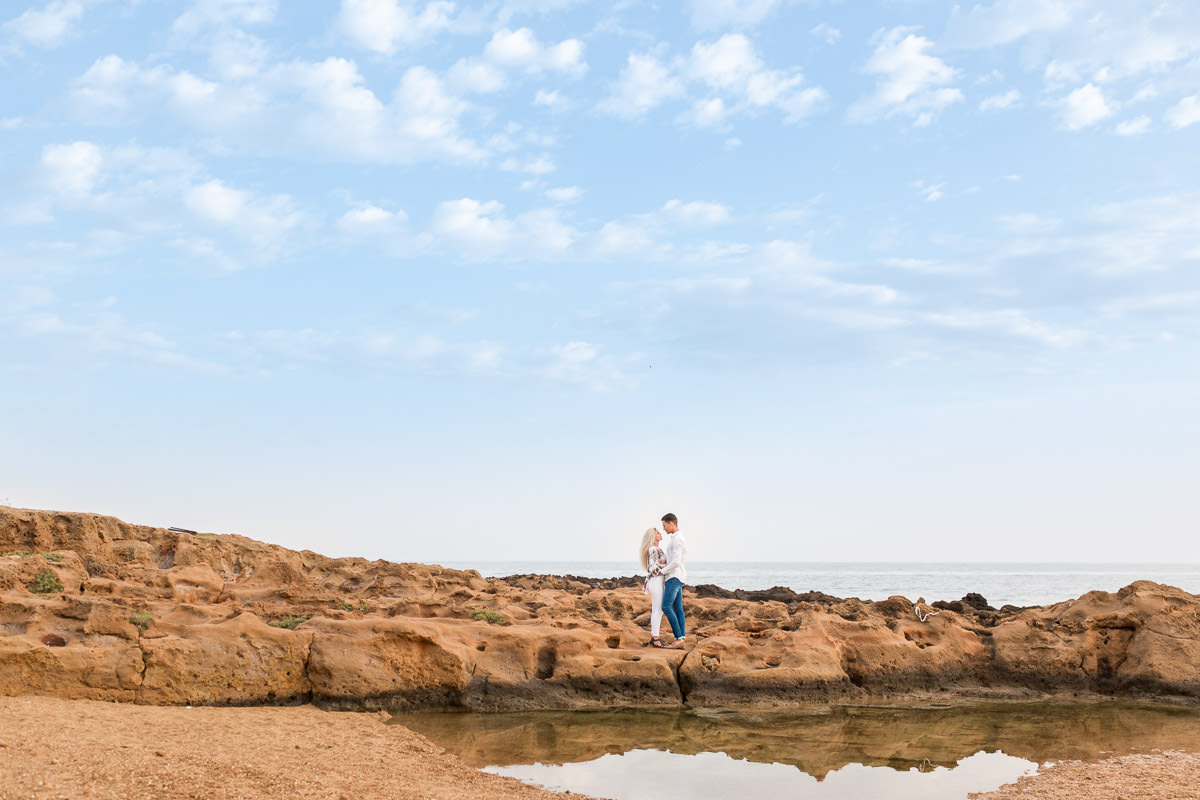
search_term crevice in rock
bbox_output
[674,649,690,704]
[535,646,556,680]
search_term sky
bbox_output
[1,0,1199,566]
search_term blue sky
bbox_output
[2,0,1199,564]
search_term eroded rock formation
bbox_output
[3,506,1200,711]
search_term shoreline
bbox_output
[0,695,580,800]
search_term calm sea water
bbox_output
[443,561,1200,608]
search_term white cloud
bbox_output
[173,0,277,33]
[183,179,302,264]
[71,54,486,166]
[336,204,408,235]
[336,0,455,54]
[683,97,727,128]
[495,0,581,18]
[545,186,582,203]
[40,141,103,198]
[1115,116,1150,136]
[533,88,563,107]
[484,28,585,75]
[217,325,507,377]
[500,154,555,174]
[591,220,658,258]
[433,198,514,252]
[0,285,54,313]
[924,309,1086,349]
[995,212,1061,234]
[602,35,826,126]
[849,27,963,125]
[946,0,1200,84]
[661,199,730,225]
[541,341,634,392]
[611,275,751,294]
[1165,95,1200,129]
[11,304,221,372]
[943,0,1075,49]
[18,140,303,273]
[4,0,83,48]
[170,0,272,37]
[979,89,1020,111]
[811,23,840,45]
[430,198,575,260]
[597,52,686,119]
[913,181,945,202]
[1058,83,1113,130]
[448,28,586,94]
[685,0,781,31]
[683,34,826,125]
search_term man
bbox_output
[659,512,688,648]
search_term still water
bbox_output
[394,703,1200,800]
[447,561,1200,609]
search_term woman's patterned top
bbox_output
[647,546,667,576]
[644,545,667,592]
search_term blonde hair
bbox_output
[639,527,658,571]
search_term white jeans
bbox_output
[646,575,665,637]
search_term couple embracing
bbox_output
[639,512,688,649]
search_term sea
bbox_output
[443,561,1200,609]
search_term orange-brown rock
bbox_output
[3,505,1200,711]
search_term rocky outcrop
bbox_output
[3,505,1200,711]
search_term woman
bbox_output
[639,527,668,647]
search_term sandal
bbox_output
[650,637,666,648]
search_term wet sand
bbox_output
[971,751,1200,800]
[0,696,580,800]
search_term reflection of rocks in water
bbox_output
[394,703,1200,780]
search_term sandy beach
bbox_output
[971,751,1200,800]
[0,696,575,800]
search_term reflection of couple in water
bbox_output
[639,513,688,649]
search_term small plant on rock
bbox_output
[470,609,508,625]
[130,610,154,633]
[31,570,64,595]
[3,551,31,558]
[337,602,371,613]
[43,552,65,563]
[268,615,310,629]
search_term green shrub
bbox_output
[268,615,310,629]
[337,602,371,613]
[130,610,154,633]
[31,570,64,595]
[3,551,31,558]
[43,552,65,563]
[470,609,508,625]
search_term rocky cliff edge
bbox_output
[3,506,1199,711]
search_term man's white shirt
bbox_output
[663,531,687,584]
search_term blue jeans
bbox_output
[662,578,686,639]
